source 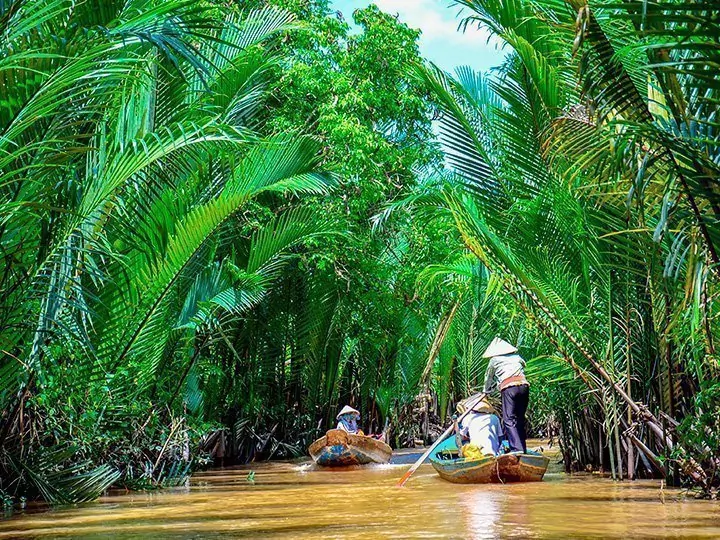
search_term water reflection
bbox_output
[461,490,503,539]
[1,454,720,539]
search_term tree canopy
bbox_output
[1,0,719,504]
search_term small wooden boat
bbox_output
[429,437,549,483]
[308,429,392,466]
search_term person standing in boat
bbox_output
[335,405,364,435]
[455,394,502,456]
[483,338,529,453]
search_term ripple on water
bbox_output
[2,448,720,539]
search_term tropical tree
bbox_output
[198,0,449,456]
[0,0,334,503]
[0,0,451,505]
[389,0,720,490]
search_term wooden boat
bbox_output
[429,437,549,484]
[308,429,392,466]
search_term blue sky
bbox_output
[331,0,505,73]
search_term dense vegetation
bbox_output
[1,0,719,505]
[416,0,720,491]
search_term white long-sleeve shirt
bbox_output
[483,353,526,393]
[459,412,502,455]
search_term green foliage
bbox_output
[2,0,718,505]
[0,0,337,504]
[384,0,720,487]
[198,0,452,453]
[0,0,452,505]
[677,383,720,479]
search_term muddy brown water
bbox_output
[2,442,719,539]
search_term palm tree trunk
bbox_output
[419,300,461,389]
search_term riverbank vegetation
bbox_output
[2,0,719,505]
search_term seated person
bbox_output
[455,394,502,456]
[335,405,364,435]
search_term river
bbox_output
[2,443,719,539]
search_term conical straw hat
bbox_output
[482,337,517,358]
[457,393,495,415]
[336,405,360,419]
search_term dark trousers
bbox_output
[501,384,529,453]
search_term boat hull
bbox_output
[308,429,392,467]
[430,438,549,484]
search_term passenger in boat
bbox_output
[456,395,502,456]
[336,405,363,435]
[483,337,529,453]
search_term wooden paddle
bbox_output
[396,392,487,487]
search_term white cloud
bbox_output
[333,0,506,71]
[371,0,497,47]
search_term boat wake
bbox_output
[366,463,405,470]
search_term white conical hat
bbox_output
[336,405,360,419]
[482,337,517,358]
[457,393,496,415]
